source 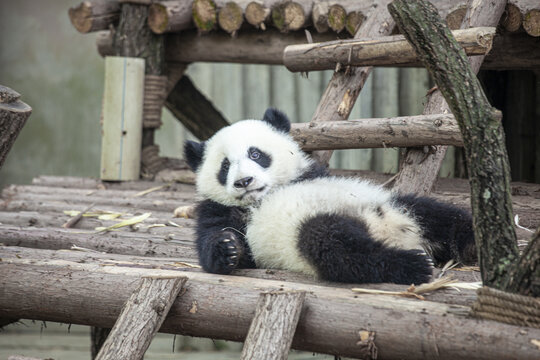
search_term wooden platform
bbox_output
[1,174,539,359]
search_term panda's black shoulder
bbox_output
[293,161,330,183]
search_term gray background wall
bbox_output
[0,0,445,190]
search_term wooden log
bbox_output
[271,1,311,33]
[389,0,519,289]
[503,3,523,32]
[95,276,187,360]
[0,245,483,306]
[392,0,508,196]
[291,114,463,150]
[0,225,198,259]
[2,258,540,360]
[310,0,395,165]
[68,0,120,33]
[0,86,32,170]
[192,0,217,33]
[147,0,192,34]
[95,28,540,69]
[91,327,111,360]
[327,4,346,32]
[218,1,245,34]
[245,1,271,29]
[284,27,495,72]
[240,291,306,360]
[311,1,371,34]
[345,11,365,36]
[8,356,44,360]
[165,75,230,141]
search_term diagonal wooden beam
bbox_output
[392,0,509,195]
[310,0,395,165]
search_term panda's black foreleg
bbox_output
[298,214,433,285]
[393,194,477,266]
[195,200,256,274]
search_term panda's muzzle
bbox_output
[233,177,254,189]
[236,186,267,200]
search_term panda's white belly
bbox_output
[245,177,424,276]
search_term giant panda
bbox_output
[184,108,476,285]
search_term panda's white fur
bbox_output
[187,108,475,284]
[246,177,424,276]
[195,120,313,207]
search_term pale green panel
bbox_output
[372,68,400,173]
[211,63,244,122]
[295,72,323,123]
[269,66,297,119]
[439,146,456,178]
[243,65,271,120]
[155,108,191,158]
[0,0,104,189]
[185,62,214,99]
[399,68,430,116]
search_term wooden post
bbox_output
[100,57,144,181]
[392,0,508,195]
[95,276,187,360]
[310,0,395,165]
[0,86,32,170]
[388,0,522,290]
[241,291,306,360]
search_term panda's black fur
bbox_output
[185,108,476,285]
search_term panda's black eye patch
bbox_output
[248,147,271,168]
[217,158,230,185]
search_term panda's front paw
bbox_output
[200,230,243,274]
[396,249,434,285]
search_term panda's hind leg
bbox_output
[393,194,477,266]
[297,214,433,285]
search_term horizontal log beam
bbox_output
[1,256,539,359]
[291,114,463,150]
[95,29,540,69]
[283,27,495,72]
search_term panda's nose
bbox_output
[234,177,253,189]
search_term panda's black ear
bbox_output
[262,108,291,133]
[184,140,205,172]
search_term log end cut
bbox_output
[68,1,94,33]
[245,2,270,30]
[346,11,366,36]
[148,3,169,34]
[272,2,305,33]
[328,4,346,33]
[218,2,244,34]
[502,4,522,33]
[523,10,540,37]
[192,0,217,33]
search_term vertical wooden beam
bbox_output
[241,291,306,360]
[310,0,394,165]
[392,0,508,195]
[95,276,187,360]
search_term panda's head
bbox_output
[184,108,313,207]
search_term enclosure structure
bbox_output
[1,0,540,359]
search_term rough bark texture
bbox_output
[95,276,187,360]
[291,114,463,150]
[392,0,508,196]
[113,3,165,171]
[91,327,111,359]
[147,0,193,34]
[2,257,540,360]
[501,228,540,296]
[284,27,494,72]
[241,291,306,360]
[310,0,395,165]
[68,0,120,33]
[165,76,230,141]
[389,0,519,289]
[0,86,32,170]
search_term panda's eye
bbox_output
[222,158,230,170]
[249,150,260,160]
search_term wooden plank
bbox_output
[2,257,540,360]
[240,291,306,360]
[95,276,187,360]
[100,57,144,181]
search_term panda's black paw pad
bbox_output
[401,249,434,285]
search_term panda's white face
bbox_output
[194,120,313,207]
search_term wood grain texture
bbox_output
[284,27,495,72]
[241,291,306,360]
[96,276,187,360]
[68,0,120,33]
[2,257,540,360]
[392,0,508,195]
[291,114,463,150]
